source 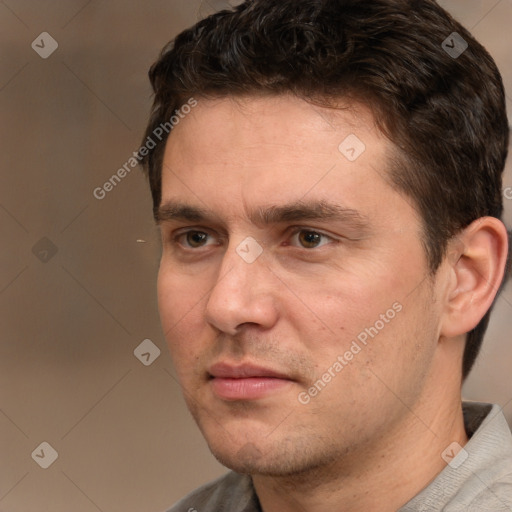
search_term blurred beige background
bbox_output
[0,1,511,511]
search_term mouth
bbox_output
[207,362,295,401]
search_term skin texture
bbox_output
[156,94,508,511]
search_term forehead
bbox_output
[159,94,407,226]
[164,94,383,159]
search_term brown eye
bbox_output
[184,231,209,248]
[289,229,335,249]
[298,231,322,248]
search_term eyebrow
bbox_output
[156,199,371,232]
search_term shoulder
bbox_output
[443,403,512,510]
[401,403,512,511]
[448,403,512,510]
[164,471,257,512]
[448,475,512,511]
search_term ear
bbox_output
[439,217,509,338]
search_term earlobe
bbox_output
[440,217,509,339]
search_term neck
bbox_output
[252,378,468,512]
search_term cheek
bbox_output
[157,263,205,353]
[284,260,424,383]
[157,272,208,388]
[289,274,392,342]
[156,265,177,331]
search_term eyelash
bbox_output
[171,227,337,251]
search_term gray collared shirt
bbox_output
[165,402,512,511]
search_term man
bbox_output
[140,0,512,510]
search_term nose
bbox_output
[204,240,279,335]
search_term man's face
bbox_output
[157,95,443,476]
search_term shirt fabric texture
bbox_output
[165,402,512,511]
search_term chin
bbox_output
[207,437,337,478]
[211,450,295,476]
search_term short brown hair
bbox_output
[140,0,510,379]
